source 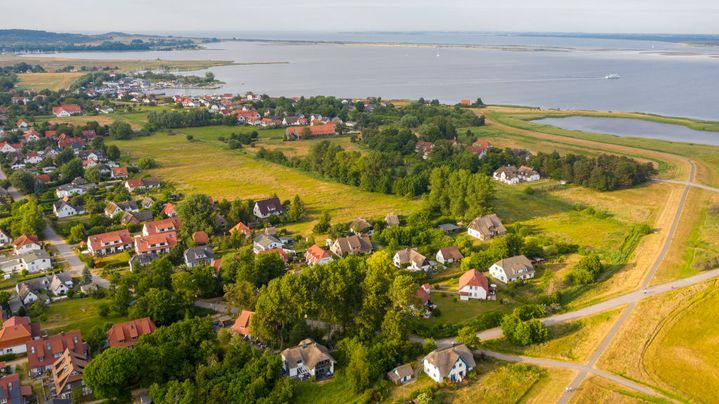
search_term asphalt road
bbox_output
[655,178,719,194]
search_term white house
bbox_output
[0,250,53,276]
[467,214,507,241]
[281,339,336,380]
[436,246,464,265]
[387,364,414,384]
[0,230,11,246]
[458,269,489,301]
[393,248,430,272]
[423,344,476,383]
[253,234,283,254]
[13,235,42,255]
[253,197,284,219]
[489,255,535,283]
[53,200,81,218]
[16,283,39,306]
[493,165,540,185]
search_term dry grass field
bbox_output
[17,72,85,91]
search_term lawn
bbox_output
[35,297,129,336]
[293,372,365,404]
[108,130,422,235]
[481,308,622,362]
[448,362,547,403]
[418,292,507,329]
[17,72,85,91]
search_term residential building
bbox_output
[416,283,432,306]
[124,177,160,193]
[436,246,464,265]
[55,177,94,198]
[285,123,337,139]
[0,250,52,276]
[253,234,282,253]
[493,165,541,185]
[191,231,209,245]
[142,217,180,236]
[107,318,157,348]
[184,246,214,268]
[52,201,81,218]
[330,234,373,256]
[253,197,284,219]
[281,339,336,380]
[489,255,535,283]
[349,218,372,234]
[231,310,254,337]
[12,235,41,255]
[87,230,133,256]
[119,210,153,226]
[423,344,476,383]
[229,222,251,238]
[393,248,430,271]
[111,167,129,179]
[0,230,11,246]
[467,139,491,158]
[104,201,138,217]
[458,269,489,301]
[51,104,82,117]
[50,349,90,400]
[467,214,507,241]
[387,364,414,384]
[304,245,333,266]
[0,316,40,354]
[128,252,159,272]
[385,214,400,227]
[134,232,177,255]
[0,373,32,403]
[26,331,86,376]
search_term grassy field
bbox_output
[108,129,422,235]
[571,376,669,404]
[35,297,129,336]
[17,72,85,91]
[597,279,719,402]
[418,292,507,328]
[481,308,622,363]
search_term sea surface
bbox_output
[533,116,719,146]
[30,32,719,120]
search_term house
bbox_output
[50,349,90,400]
[0,230,11,246]
[142,217,180,236]
[52,201,81,218]
[184,246,214,268]
[489,255,535,283]
[0,316,40,354]
[124,177,160,193]
[416,283,432,306]
[51,104,82,117]
[134,232,177,255]
[393,248,430,271]
[436,246,464,265]
[387,364,414,384]
[0,374,32,403]
[119,210,154,226]
[140,196,155,209]
[415,141,434,159]
[0,142,18,154]
[16,283,38,306]
[493,165,540,185]
[253,197,284,219]
[55,177,94,198]
[349,218,372,234]
[467,139,491,158]
[304,245,333,266]
[26,331,86,376]
[285,123,337,139]
[15,119,29,131]
[229,222,251,238]
[423,344,476,383]
[87,229,133,256]
[281,339,336,380]
[0,250,52,276]
[253,234,282,253]
[191,231,209,245]
[128,252,159,272]
[458,269,489,301]
[385,214,400,227]
[12,235,41,255]
[214,214,229,230]
[330,234,373,256]
[231,310,254,337]
[162,203,176,217]
[24,151,42,164]
[236,110,261,125]
[111,167,129,179]
[467,214,506,241]
[517,165,541,182]
[35,174,51,184]
[437,223,461,234]
[107,317,157,348]
[48,274,71,296]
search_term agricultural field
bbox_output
[17,71,85,91]
[108,128,423,235]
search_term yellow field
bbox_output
[571,376,669,404]
[17,72,85,91]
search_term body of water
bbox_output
[30,33,719,120]
[533,116,719,146]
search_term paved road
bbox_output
[195,299,239,315]
[655,178,719,194]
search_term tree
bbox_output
[86,324,109,355]
[223,279,257,310]
[112,284,132,315]
[177,194,215,235]
[566,254,604,285]
[171,271,199,303]
[137,157,158,170]
[456,326,480,349]
[130,288,186,326]
[106,144,121,160]
[59,158,84,183]
[84,167,102,183]
[0,291,10,307]
[11,199,45,236]
[109,121,133,140]
[8,171,35,194]
[341,338,372,394]
[287,195,305,222]
[313,210,332,233]
[68,224,86,244]
[84,347,138,399]
[422,337,437,353]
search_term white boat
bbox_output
[605,74,621,80]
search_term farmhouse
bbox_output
[304,244,333,266]
[458,269,489,300]
[51,349,90,400]
[253,197,284,219]
[489,255,535,283]
[53,200,81,218]
[467,214,506,241]
[493,165,541,185]
[281,338,336,380]
[26,331,87,376]
[330,234,373,256]
[231,310,254,337]
[436,246,464,264]
[134,232,177,255]
[107,317,157,348]
[423,344,476,383]
[87,229,133,256]
[393,248,430,271]
[184,246,214,268]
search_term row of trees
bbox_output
[147,109,235,129]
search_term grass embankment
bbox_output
[481,308,622,362]
[108,127,422,235]
[35,297,129,336]
[597,279,719,402]
[17,72,85,91]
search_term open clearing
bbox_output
[108,130,422,235]
[17,72,85,91]
[571,375,669,404]
[34,297,129,336]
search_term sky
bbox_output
[1,0,718,35]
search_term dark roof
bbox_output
[255,197,283,216]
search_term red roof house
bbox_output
[142,217,181,236]
[107,318,157,348]
[87,229,133,256]
[52,104,82,117]
[229,222,251,238]
[0,316,40,353]
[458,269,489,301]
[111,167,129,179]
[231,310,254,336]
[304,244,333,266]
[134,232,177,255]
[286,123,337,139]
[26,330,86,375]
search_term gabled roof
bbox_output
[229,222,251,236]
[107,317,156,348]
[231,310,254,336]
[438,246,464,261]
[332,234,373,255]
[184,245,214,263]
[191,231,209,245]
[424,344,476,379]
[26,330,85,370]
[305,244,331,261]
[87,229,132,251]
[254,197,283,217]
[458,269,489,292]
[52,349,87,394]
[281,338,336,370]
[468,214,506,237]
[387,364,414,383]
[12,234,39,249]
[134,232,177,254]
[0,316,39,349]
[493,255,534,277]
[144,217,181,235]
[394,248,428,267]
